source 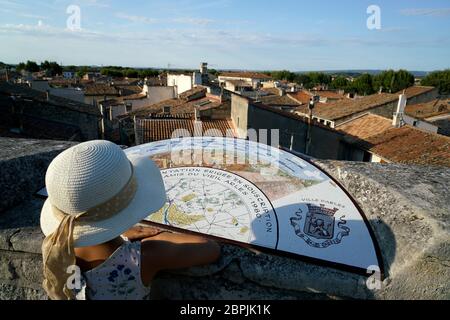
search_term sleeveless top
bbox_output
[74,239,151,300]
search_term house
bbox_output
[257,89,302,113]
[338,113,450,167]
[63,71,75,79]
[116,87,232,146]
[134,114,236,145]
[309,90,348,104]
[83,72,101,81]
[230,93,350,160]
[167,72,203,95]
[223,79,253,93]
[126,87,228,119]
[218,72,272,89]
[405,98,450,136]
[398,86,439,105]
[295,93,400,128]
[83,84,143,106]
[0,81,100,141]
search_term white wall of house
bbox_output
[125,85,177,112]
[167,74,193,95]
[403,114,439,134]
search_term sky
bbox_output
[0,0,449,71]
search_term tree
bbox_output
[296,74,312,88]
[208,69,219,76]
[330,76,350,90]
[76,66,90,78]
[421,69,450,95]
[139,69,160,78]
[306,72,332,86]
[348,74,375,95]
[272,70,296,82]
[373,69,414,93]
[18,60,40,73]
[101,68,124,78]
[40,61,63,76]
[124,69,139,78]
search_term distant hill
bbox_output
[296,70,429,78]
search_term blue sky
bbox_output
[0,0,449,71]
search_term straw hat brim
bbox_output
[40,155,167,248]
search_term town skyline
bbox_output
[1,0,450,71]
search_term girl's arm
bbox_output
[139,232,221,285]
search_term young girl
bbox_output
[40,140,221,300]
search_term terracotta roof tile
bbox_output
[397,86,436,99]
[128,95,227,118]
[339,113,450,167]
[297,93,399,121]
[338,113,393,139]
[84,84,120,96]
[137,118,236,143]
[259,94,301,107]
[405,99,450,120]
[219,72,272,80]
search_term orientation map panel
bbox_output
[125,137,382,275]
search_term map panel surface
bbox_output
[125,137,381,274]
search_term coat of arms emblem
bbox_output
[290,204,350,248]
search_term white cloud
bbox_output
[115,13,215,26]
[115,13,160,24]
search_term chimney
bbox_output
[393,93,407,128]
[279,88,286,96]
[194,107,200,122]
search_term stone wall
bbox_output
[0,138,449,300]
[0,98,100,141]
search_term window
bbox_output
[163,106,171,114]
[126,104,132,113]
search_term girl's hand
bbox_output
[122,225,166,242]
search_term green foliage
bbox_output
[373,69,414,93]
[421,69,450,94]
[271,70,297,82]
[208,69,219,76]
[348,74,375,95]
[17,60,40,73]
[330,76,350,90]
[101,68,124,77]
[139,69,160,78]
[40,61,63,76]
[124,69,139,78]
[306,72,332,86]
[76,66,90,78]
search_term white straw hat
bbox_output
[40,140,167,248]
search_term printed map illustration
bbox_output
[125,137,381,273]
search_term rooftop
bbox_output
[297,93,399,121]
[219,72,272,80]
[405,98,450,120]
[84,84,120,96]
[338,113,394,140]
[397,86,436,99]
[137,116,236,143]
[0,81,100,116]
[259,94,301,107]
[339,113,450,167]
